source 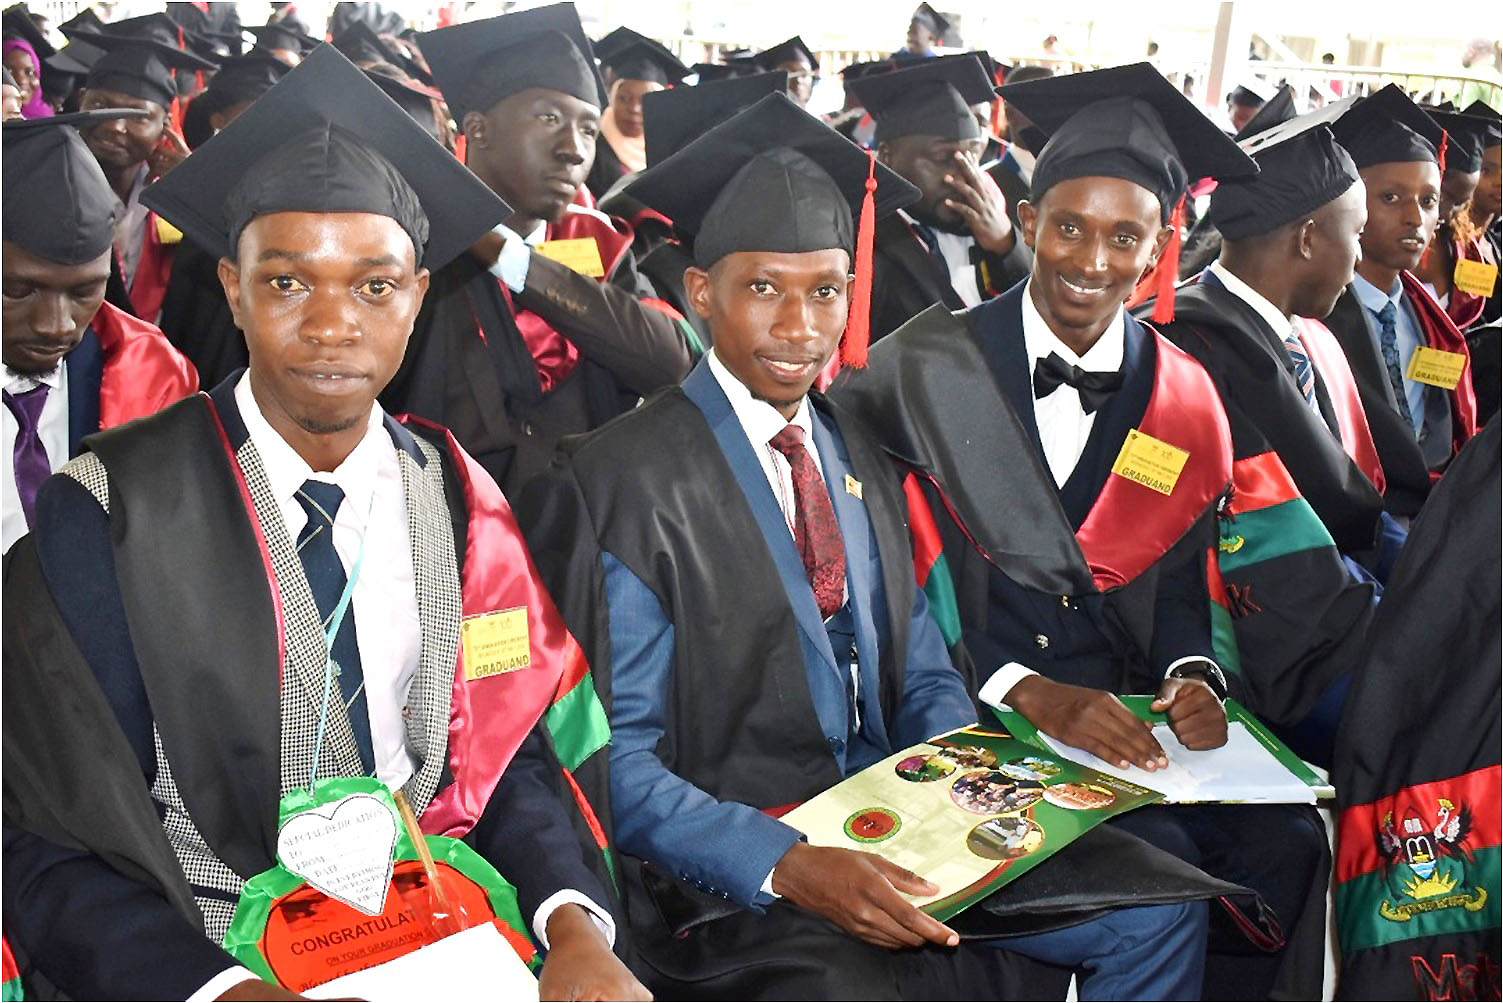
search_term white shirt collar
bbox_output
[705,348,814,450]
[5,365,65,393]
[233,372,389,529]
[494,217,549,247]
[1208,260,1293,337]
[1019,278,1125,372]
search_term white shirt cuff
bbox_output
[1163,655,1216,679]
[533,888,617,950]
[187,966,261,1002]
[759,866,781,900]
[978,662,1039,712]
[489,223,532,293]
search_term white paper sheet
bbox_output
[305,921,539,1001]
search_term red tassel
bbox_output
[1150,195,1186,325]
[1436,128,1449,176]
[840,151,879,370]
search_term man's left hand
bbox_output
[147,127,190,181]
[537,904,652,1002]
[1151,677,1228,751]
[942,151,1015,256]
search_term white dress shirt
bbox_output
[2,363,70,554]
[112,163,152,289]
[900,209,984,308]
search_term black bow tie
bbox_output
[1032,352,1123,415]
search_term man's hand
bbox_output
[215,978,332,1001]
[942,151,1015,256]
[147,127,190,181]
[1151,676,1228,751]
[1007,675,1168,771]
[537,903,651,1002]
[771,842,959,950]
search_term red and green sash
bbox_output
[1292,315,1386,495]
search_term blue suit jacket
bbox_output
[606,359,975,908]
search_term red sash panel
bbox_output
[1400,270,1478,457]
[1292,315,1386,495]
[93,301,199,431]
[126,212,174,322]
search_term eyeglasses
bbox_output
[787,72,820,86]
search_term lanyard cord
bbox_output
[308,491,376,792]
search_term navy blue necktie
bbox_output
[910,222,952,284]
[295,480,375,774]
[1376,301,1414,427]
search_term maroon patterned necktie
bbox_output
[769,424,847,619]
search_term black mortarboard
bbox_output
[332,21,399,66]
[245,23,319,56]
[690,60,758,84]
[418,3,606,119]
[1425,107,1489,173]
[911,3,950,37]
[3,108,148,263]
[330,3,397,36]
[642,69,787,167]
[1001,61,1257,221]
[82,35,218,108]
[58,7,104,37]
[754,36,818,73]
[141,45,507,271]
[1461,100,1502,149]
[840,59,894,82]
[202,49,290,105]
[3,3,52,58]
[592,27,632,64]
[626,93,918,368]
[1230,77,1274,108]
[1211,122,1359,241]
[847,52,993,142]
[597,29,688,86]
[45,38,102,75]
[1330,83,1444,170]
[364,62,442,140]
[68,12,224,64]
[1235,83,1295,140]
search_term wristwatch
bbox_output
[1167,658,1229,703]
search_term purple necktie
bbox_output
[4,385,52,529]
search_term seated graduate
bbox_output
[1459,101,1501,424]
[1150,117,1383,762]
[381,4,693,496]
[518,91,1211,1002]
[845,53,1033,342]
[751,35,818,109]
[1323,85,1478,516]
[836,63,1329,999]
[1414,107,1499,333]
[584,28,689,202]
[2,108,198,556]
[1,47,641,1003]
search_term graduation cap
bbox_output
[642,69,787,167]
[847,52,994,142]
[910,3,951,38]
[754,36,818,73]
[625,92,919,367]
[1330,83,1444,170]
[330,2,399,36]
[3,108,149,263]
[45,38,102,76]
[1461,99,1502,149]
[58,7,104,37]
[840,58,894,82]
[364,62,443,141]
[596,28,688,86]
[690,60,758,84]
[592,26,634,64]
[68,12,224,64]
[140,45,508,271]
[3,3,53,59]
[1425,107,1491,174]
[332,21,400,66]
[1211,118,1359,242]
[417,3,606,119]
[200,49,290,106]
[1235,82,1295,141]
[1001,62,1257,322]
[82,34,218,109]
[245,23,319,56]
[1229,76,1275,108]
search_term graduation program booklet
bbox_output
[779,726,1162,921]
[987,696,1333,804]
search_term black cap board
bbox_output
[1425,107,1490,173]
[911,3,950,38]
[3,3,53,59]
[691,55,760,83]
[330,2,403,37]
[1461,100,1502,149]
[1000,61,1257,220]
[141,44,508,270]
[840,59,894,82]
[592,26,633,64]
[246,23,319,55]
[624,91,917,267]
[67,12,223,64]
[45,38,102,75]
[1235,83,1296,140]
[3,108,148,263]
[1330,83,1443,169]
[754,36,818,73]
[642,69,787,168]
[597,29,688,86]
[332,21,401,66]
[847,51,994,142]
[1230,77,1274,107]
[82,34,218,109]
[1211,121,1359,241]
[364,62,443,140]
[58,7,104,37]
[418,3,605,119]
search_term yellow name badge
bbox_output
[155,215,184,246]
[461,607,531,681]
[1110,428,1190,497]
[535,237,605,278]
[1405,346,1468,390]
[1453,259,1499,298]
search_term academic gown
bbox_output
[156,237,251,390]
[585,138,629,204]
[381,207,694,496]
[1,378,619,999]
[1465,219,1502,426]
[836,284,1330,999]
[1324,275,1479,516]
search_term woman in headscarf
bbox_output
[2,36,54,118]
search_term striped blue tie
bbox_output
[1376,301,1414,427]
[1284,329,1318,412]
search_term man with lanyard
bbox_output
[385,3,693,496]
[2,48,642,1002]
[848,53,1032,342]
[838,63,1329,998]
[2,107,198,556]
[520,91,1212,1002]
